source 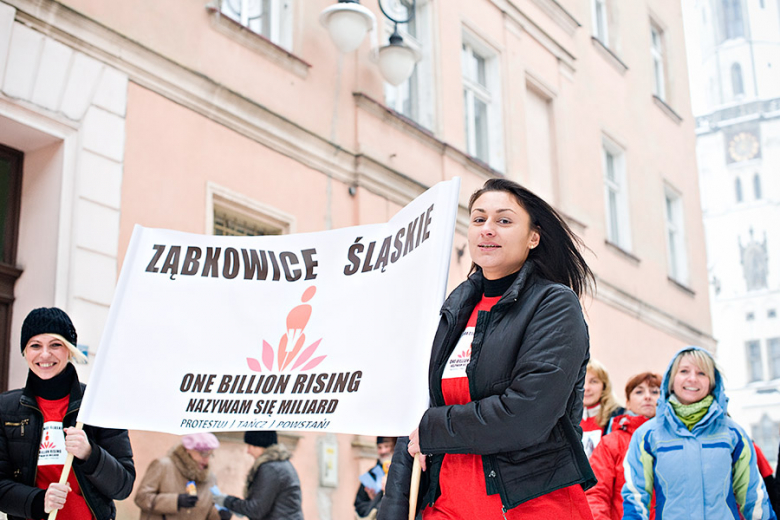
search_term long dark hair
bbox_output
[468,178,594,298]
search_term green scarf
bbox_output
[668,394,714,430]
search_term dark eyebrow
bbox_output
[471,208,518,214]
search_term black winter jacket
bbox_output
[0,371,135,520]
[379,262,596,519]
[224,443,303,520]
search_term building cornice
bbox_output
[695,97,780,135]
[594,276,716,348]
[491,0,577,71]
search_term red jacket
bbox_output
[585,414,655,520]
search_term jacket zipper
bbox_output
[431,309,458,407]
[4,418,29,436]
[20,400,43,493]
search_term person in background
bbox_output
[355,436,397,519]
[213,431,303,520]
[580,359,623,457]
[380,178,597,520]
[135,432,229,520]
[585,372,661,520]
[0,307,135,520]
[754,443,779,515]
[622,347,775,520]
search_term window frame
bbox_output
[650,23,666,101]
[746,339,764,383]
[383,0,435,131]
[206,182,296,236]
[592,0,610,46]
[602,138,632,252]
[664,186,688,285]
[461,31,504,171]
[769,337,780,380]
[731,62,745,98]
[219,0,293,51]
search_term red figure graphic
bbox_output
[247,286,326,372]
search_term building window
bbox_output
[525,83,556,202]
[769,338,780,379]
[754,173,762,200]
[603,141,631,251]
[461,35,503,170]
[214,208,282,236]
[752,415,780,465]
[718,0,745,42]
[747,340,763,382]
[769,309,777,318]
[747,312,755,321]
[720,0,744,41]
[592,0,609,45]
[735,177,743,202]
[664,188,688,284]
[384,0,434,130]
[731,63,744,97]
[207,182,295,238]
[650,24,666,100]
[220,0,293,50]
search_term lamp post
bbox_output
[320,0,421,86]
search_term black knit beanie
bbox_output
[20,307,77,353]
[244,430,277,448]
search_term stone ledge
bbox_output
[653,95,683,125]
[591,37,628,75]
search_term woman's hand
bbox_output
[44,482,71,513]
[407,428,427,471]
[64,427,92,460]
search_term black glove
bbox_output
[218,508,232,520]
[177,494,198,509]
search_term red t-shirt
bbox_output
[423,296,593,520]
[35,396,95,520]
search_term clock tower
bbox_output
[687,0,780,463]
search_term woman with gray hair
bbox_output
[135,432,229,520]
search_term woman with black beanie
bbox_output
[212,431,303,520]
[0,307,135,520]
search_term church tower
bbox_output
[692,0,780,462]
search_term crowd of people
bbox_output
[1,179,779,520]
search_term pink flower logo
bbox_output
[457,347,471,359]
[246,286,326,372]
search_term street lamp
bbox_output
[320,0,421,86]
[318,1,375,54]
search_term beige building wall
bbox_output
[0,0,711,518]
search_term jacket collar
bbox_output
[21,365,83,415]
[441,260,537,316]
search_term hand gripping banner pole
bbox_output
[408,455,422,520]
[48,422,84,520]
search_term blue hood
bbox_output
[658,346,728,425]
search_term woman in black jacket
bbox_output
[379,179,596,520]
[0,307,135,520]
[213,431,303,520]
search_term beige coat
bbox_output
[135,444,221,520]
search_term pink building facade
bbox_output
[0,0,711,518]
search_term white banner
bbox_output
[79,179,460,436]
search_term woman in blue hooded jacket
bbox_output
[622,346,775,520]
